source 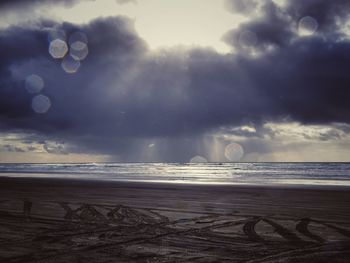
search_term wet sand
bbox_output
[0,177,350,262]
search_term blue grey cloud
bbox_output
[0,0,349,161]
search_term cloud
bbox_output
[215,122,350,162]
[0,144,26,153]
[285,0,350,35]
[0,0,349,161]
[224,0,258,15]
[115,0,137,4]
[223,1,294,52]
[43,141,68,154]
[0,0,136,10]
[223,0,350,51]
[0,0,81,9]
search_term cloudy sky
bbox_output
[0,0,350,163]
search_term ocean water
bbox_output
[0,162,349,187]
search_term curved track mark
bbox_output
[296,218,325,243]
[312,219,350,238]
[263,218,303,244]
[246,242,350,263]
[243,217,263,242]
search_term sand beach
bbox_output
[0,177,349,262]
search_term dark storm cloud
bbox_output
[220,0,350,125]
[224,0,350,50]
[0,25,48,119]
[223,1,294,51]
[285,0,350,35]
[0,0,350,160]
[0,16,146,130]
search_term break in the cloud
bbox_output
[0,0,349,162]
[0,0,136,8]
[0,0,240,53]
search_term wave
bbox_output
[0,162,349,187]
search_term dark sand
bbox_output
[0,177,350,262]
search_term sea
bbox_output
[0,162,349,187]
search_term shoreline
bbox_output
[1,176,350,220]
[1,175,350,191]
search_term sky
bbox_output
[0,0,350,163]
